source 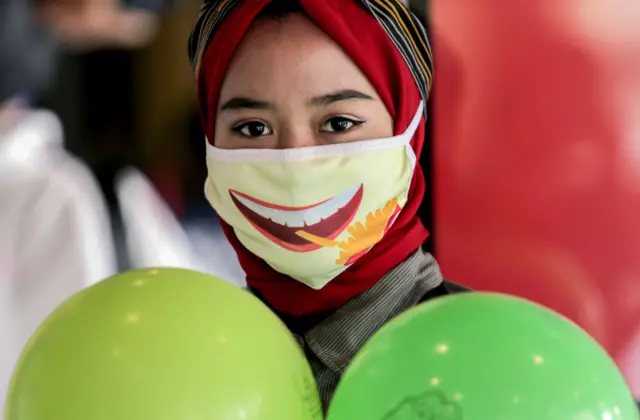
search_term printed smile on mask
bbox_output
[229,184,364,252]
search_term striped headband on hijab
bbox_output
[189,0,432,107]
[188,0,434,318]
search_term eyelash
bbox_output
[231,116,366,139]
[321,116,366,133]
[231,120,272,138]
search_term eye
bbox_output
[232,120,273,138]
[320,116,365,133]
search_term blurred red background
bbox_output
[432,0,640,393]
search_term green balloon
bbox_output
[6,268,322,420]
[327,292,638,420]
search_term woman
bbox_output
[188,0,466,410]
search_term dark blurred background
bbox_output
[39,0,206,219]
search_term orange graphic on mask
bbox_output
[297,197,400,265]
[229,184,401,265]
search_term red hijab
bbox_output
[196,0,429,317]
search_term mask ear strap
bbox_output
[402,101,425,141]
[405,143,417,170]
[400,101,424,171]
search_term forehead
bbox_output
[219,14,376,100]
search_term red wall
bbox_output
[432,0,640,393]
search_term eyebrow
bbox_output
[219,89,375,112]
[309,89,375,106]
[220,97,273,112]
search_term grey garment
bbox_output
[292,248,448,412]
[0,0,58,103]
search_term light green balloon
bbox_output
[327,292,638,420]
[6,268,322,420]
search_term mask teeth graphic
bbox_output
[229,185,364,252]
[231,185,361,227]
[296,196,399,265]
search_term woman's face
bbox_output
[215,13,393,150]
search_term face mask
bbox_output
[205,101,423,289]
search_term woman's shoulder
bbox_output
[419,280,472,303]
[442,280,472,294]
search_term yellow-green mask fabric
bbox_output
[205,102,423,289]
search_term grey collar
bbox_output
[301,248,443,374]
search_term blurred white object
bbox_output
[183,221,246,287]
[115,167,245,286]
[115,167,196,269]
[0,109,117,411]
